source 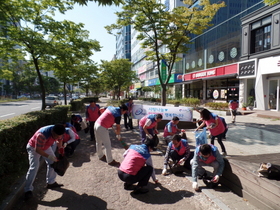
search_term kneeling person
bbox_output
[118,138,159,194]
[162,134,191,175]
[191,144,224,191]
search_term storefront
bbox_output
[182,64,239,101]
[256,56,280,111]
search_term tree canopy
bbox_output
[106,0,225,105]
[264,0,280,5]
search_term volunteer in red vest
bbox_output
[24,124,65,201]
[228,99,239,123]
[94,104,128,167]
[62,127,81,158]
[191,144,224,191]
[196,108,227,156]
[124,98,134,130]
[86,100,100,141]
[162,134,191,175]
[139,113,163,143]
[163,116,185,145]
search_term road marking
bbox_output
[31,107,41,110]
[0,113,15,118]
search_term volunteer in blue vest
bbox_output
[191,144,224,191]
[62,127,81,158]
[24,124,66,201]
[118,137,159,194]
[124,98,134,130]
[163,116,186,145]
[94,104,128,167]
[139,113,163,143]
[86,100,100,141]
[162,134,191,175]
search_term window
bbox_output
[251,16,271,53]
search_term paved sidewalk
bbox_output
[3,99,280,210]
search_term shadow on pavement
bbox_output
[38,188,107,210]
[131,183,194,204]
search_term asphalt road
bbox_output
[0,100,42,121]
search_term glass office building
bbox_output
[181,0,264,101]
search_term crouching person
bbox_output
[24,124,66,201]
[191,144,224,191]
[118,138,159,194]
[63,127,81,158]
[162,134,191,175]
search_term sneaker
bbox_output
[221,152,227,156]
[124,183,135,190]
[46,182,64,189]
[133,186,149,194]
[99,155,106,162]
[24,191,33,201]
[108,160,120,167]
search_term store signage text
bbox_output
[192,69,216,79]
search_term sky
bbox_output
[54,2,120,64]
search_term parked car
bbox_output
[45,96,62,108]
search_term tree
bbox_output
[106,0,225,106]
[100,59,138,100]
[263,0,280,5]
[42,20,101,104]
[73,0,123,6]
[0,0,79,109]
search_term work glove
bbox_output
[63,142,68,148]
[154,129,159,134]
[116,134,121,140]
[181,129,186,132]
[162,168,167,175]
[48,155,57,162]
[178,158,185,165]
[58,147,64,155]
[211,175,220,183]
[147,134,153,139]
[192,182,199,191]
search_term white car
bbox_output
[45,96,62,108]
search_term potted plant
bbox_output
[242,103,247,110]
[247,96,254,110]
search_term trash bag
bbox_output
[195,127,208,146]
[50,155,69,176]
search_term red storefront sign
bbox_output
[183,64,237,81]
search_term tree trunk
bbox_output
[33,57,46,110]
[161,84,167,106]
[63,82,67,105]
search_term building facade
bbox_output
[240,3,280,111]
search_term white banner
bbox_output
[132,105,193,122]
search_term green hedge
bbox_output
[205,102,228,110]
[0,105,70,203]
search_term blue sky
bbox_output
[54,2,120,64]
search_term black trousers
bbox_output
[211,133,226,153]
[65,139,81,157]
[89,121,96,141]
[169,150,194,170]
[124,113,133,129]
[118,165,153,187]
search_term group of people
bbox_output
[24,97,228,198]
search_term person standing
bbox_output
[139,113,163,143]
[24,124,66,200]
[228,99,239,123]
[196,109,227,156]
[86,100,100,141]
[118,138,159,194]
[191,144,224,191]
[162,134,191,175]
[94,105,128,167]
[124,98,134,130]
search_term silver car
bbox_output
[45,96,62,108]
